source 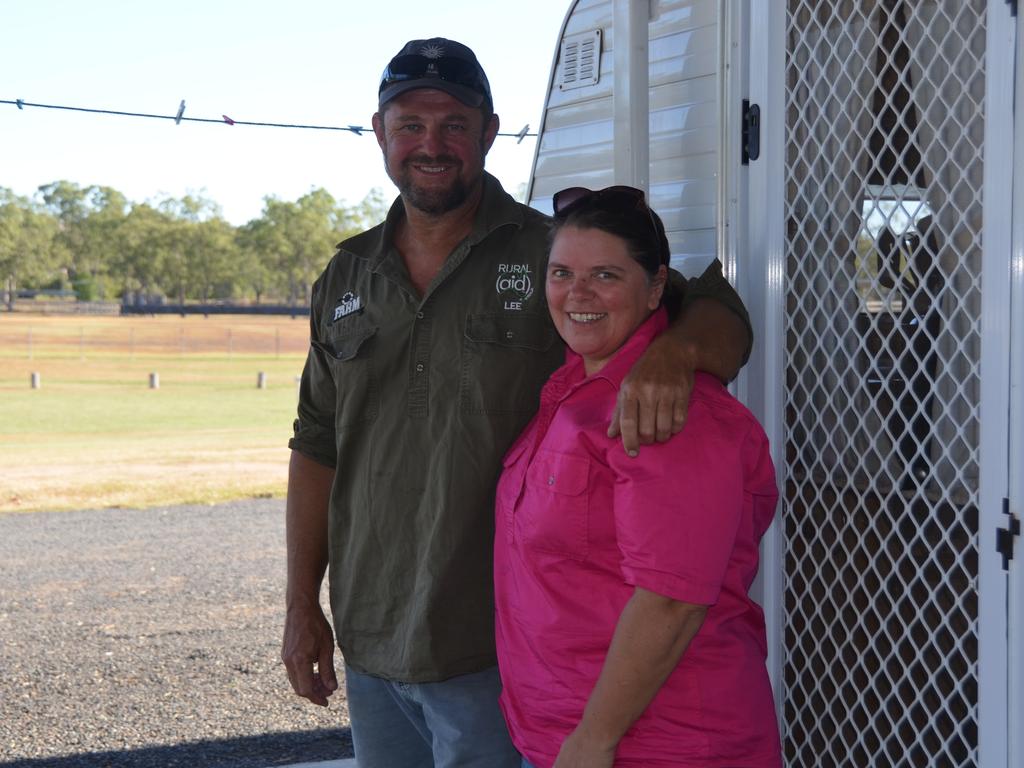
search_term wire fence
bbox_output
[0,318,311,360]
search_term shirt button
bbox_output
[416,363,425,372]
[548,475,555,485]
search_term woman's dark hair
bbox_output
[549,186,671,277]
[548,186,680,311]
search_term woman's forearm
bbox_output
[559,588,707,759]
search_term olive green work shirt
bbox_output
[289,173,752,683]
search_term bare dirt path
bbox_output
[0,500,353,767]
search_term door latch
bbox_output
[742,100,761,165]
[996,498,1021,571]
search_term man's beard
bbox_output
[389,153,479,216]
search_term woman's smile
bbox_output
[546,225,664,375]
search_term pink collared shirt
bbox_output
[494,309,782,767]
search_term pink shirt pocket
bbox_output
[518,450,591,561]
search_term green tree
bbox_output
[38,181,128,299]
[256,189,348,305]
[7,183,391,307]
[112,203,174,303]
[153,194,231,304]
[80,185,129,298]
[192,217,239,303]
[235,218,277,304]
[0,189,61,310]
[351,187,390,230]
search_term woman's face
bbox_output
[546,225,666,375]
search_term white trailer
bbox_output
[527,2,1024,765]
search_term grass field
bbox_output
[0,314,312,514]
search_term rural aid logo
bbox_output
[495,263,534,311]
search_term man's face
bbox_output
[372,89,499,216]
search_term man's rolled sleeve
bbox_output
[287,298,338,469]
[289,419,337,469]
[677,258,754,364]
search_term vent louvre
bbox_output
[559,30,602,90]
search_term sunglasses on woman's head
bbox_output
[551,185,647,216]
[551,185,662,244]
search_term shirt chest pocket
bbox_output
[517,450,590,561]
[460,313,558,415]
[314,324,379,429]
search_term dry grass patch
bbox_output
[0,314,311,514]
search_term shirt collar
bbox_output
[335,172,532,270]
[559,307,670,391]
[467,171,530,244]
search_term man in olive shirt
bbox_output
[282,38,751,768]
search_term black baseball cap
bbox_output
[378,38,493,112]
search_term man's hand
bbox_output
[552,728,616,768]
[608,331,697,456]
[283,450,335,705]
[282,603,338,707]
[609,292,749,456]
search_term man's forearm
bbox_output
[665,296,749,382]
[285,450,335,608]
[282,449,338,707]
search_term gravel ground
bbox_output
[0,500,353,767]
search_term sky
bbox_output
[1,0,573,224]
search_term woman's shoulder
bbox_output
[688,373,758,429]
[687,374,775,489]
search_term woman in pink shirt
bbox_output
[494,186,781,768]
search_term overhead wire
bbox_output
[1,98,537,141]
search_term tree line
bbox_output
[0,181,390,309]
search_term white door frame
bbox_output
[735,0,787,718]
[1007,4,1024,764]
[979,1,1016,765]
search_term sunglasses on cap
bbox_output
[379,54,492,105]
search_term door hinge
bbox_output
[742,100,761,165]
[996,497,1021,571]
[1010,0,1018,18]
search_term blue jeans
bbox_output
[345,665,521,768]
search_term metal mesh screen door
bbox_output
[783,1,985,764]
